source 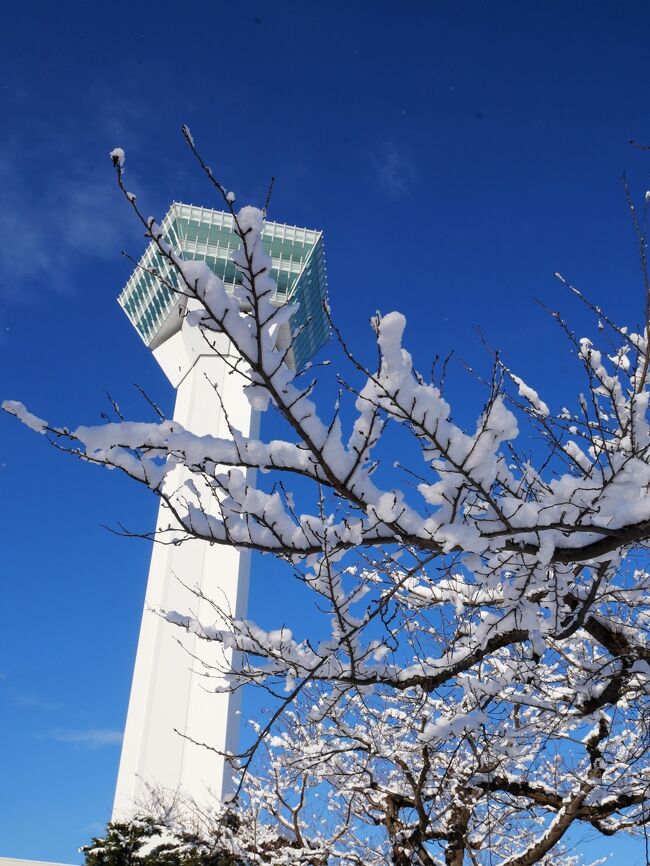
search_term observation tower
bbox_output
[112,203,328,818]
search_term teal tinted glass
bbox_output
[118,204,329,368]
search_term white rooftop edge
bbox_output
[0,859,75,866]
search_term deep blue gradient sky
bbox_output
[2,2,650,862]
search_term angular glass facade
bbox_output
[118,203,329,370]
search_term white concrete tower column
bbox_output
[112,203,328,822]
[112,319,258,819]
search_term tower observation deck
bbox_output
[112,203,329,818]
[118,202,329,369]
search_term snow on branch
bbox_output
[5,132,650,865]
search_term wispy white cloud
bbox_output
[0,86,222,345]
[371,140,417,198]
[1,677,61,710]
[42,727,123,749]
[11,690,61,711]
[0,132,127,293]
[0,88,175,316]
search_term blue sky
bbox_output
[2,1,650,862]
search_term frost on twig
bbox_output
[5,134,650,866]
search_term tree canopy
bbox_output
[5,133,650,865]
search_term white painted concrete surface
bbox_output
[0,860,73,866]
[112,319,258,819]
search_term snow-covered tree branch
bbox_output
[4,133,649,864]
